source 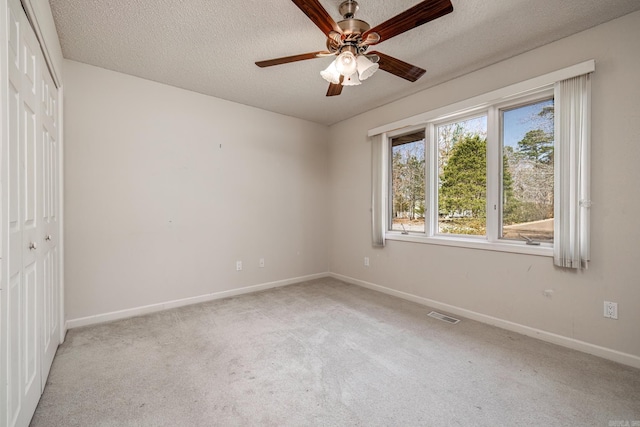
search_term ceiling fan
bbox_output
[255,0,454,96]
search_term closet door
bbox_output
[5,0,44,424]
[39,58,59,382]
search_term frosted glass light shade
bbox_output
[356,55,379,81]
[320,60,341,84]
[342,72,361,86]
[335,51,357,76]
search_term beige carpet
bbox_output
[31,278,640,426]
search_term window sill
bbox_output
[385,232,553,257]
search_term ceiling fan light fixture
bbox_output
[342,72,361,86]
[356,55,379,81]
[320,60,341,84]
[335,51,357,76]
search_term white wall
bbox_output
[64,60,329,320]
[328,11,640,361]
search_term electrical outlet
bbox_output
[604,301,618,319]
[259,258,265,268]
[364,257,369,267]
[236,261,242,271]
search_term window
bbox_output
[371,61,593,261]
[436,115,487,236]
[383,89,556,253]
[500,98,554,243]
[390,130,425,233]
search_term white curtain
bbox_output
[554,74,591,269]
[371,133,387,246]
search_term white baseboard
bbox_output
[65,272,329,330]
[330,272,640,370]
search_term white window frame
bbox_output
[372,61,595,257]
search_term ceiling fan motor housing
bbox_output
[338,18,370,36]
[327,1,371,54]
[327,20,370,54]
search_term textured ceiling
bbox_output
[49,0,640,125]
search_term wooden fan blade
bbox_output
[362,0,453,45]
[326,75,344,96]
[326,83,343,96]
[370,51,426,82]
[255,51,330,68]
[291,0,342,37]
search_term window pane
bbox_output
[437,116,487,236]
[391,130,425,233]
[501,99,554,243]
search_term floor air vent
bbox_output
[427,311,460,324]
